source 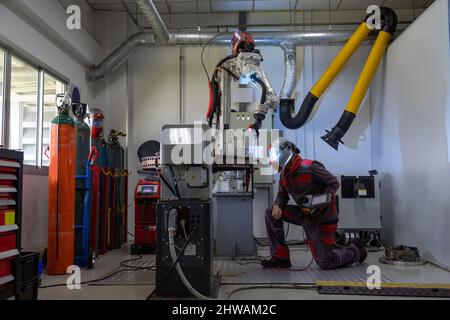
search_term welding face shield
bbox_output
[269,139,300,172]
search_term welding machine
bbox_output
[131,140,161,255]
[131,178,160,254]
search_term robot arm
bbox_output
[233,50,278,133]
[206,31,278,134]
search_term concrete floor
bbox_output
[38,243,450,300]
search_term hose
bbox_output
[168,235,214,300]
[168,210,214,300]
[250,74,267,105]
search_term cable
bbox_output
[225,284,317,300]
[146,229,196,300]
[201,32,229,82]
[168,166,181,198]
[39,268,140,289]
[169,231,214,300]
[285,223,290,239]
[289,256,315,272]
[40,254,158,289]
[250,74,267,105]
[119,255,156,271]
[159,172,177,197]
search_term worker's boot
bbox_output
[261,256,292,269]
[350,239,368,264]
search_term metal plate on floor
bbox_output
[317,281,450,298]
[216,260,393,285]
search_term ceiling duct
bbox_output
[136,0,170,43]
[280,42,297,100]
[87,30,357,81]
[87,33,154,81]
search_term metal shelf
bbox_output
[0,225,19,233]
[0,150,23,300]
[0,275,15,286]
[0,249,20,260]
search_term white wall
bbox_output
[372,0,450,267]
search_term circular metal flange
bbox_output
[379,256,428,266]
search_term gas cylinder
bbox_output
[47,94,76,275]
[73,103,91,259]
[89,108,105,253]
[107,130,127,249]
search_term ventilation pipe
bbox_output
[87,30,357,81]
[87,33,154,81]
[136,0,170,43]
[280,42,297,100]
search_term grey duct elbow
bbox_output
[321,111,356,151]
[279,92,318,130]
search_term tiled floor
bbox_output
[38,243,450,300]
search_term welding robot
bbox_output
[206,30,277,136]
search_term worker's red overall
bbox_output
[265,156,360,270]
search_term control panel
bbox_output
[135,181,160,199]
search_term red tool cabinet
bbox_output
[0,150,23,300]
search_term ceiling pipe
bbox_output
[87,33,155,81]
[136,0,170,43]
[87,30,361,81]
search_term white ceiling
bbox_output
[85,0,434,15]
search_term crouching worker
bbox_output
[262,139,367,270]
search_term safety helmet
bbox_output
[269,138,300,171]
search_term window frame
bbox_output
[0,42,69,169]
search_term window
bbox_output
[42,73,66,166]
[9,56,39,165]
[0,45,69,167]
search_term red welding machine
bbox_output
[131,179,160,254]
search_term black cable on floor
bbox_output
[39,268,140,289]
[40,254,158,289]
[225,284,318,300]
[119,255,156,270]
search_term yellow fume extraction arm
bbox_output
[279,7,398,150]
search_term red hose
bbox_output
[206,81,214,119]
